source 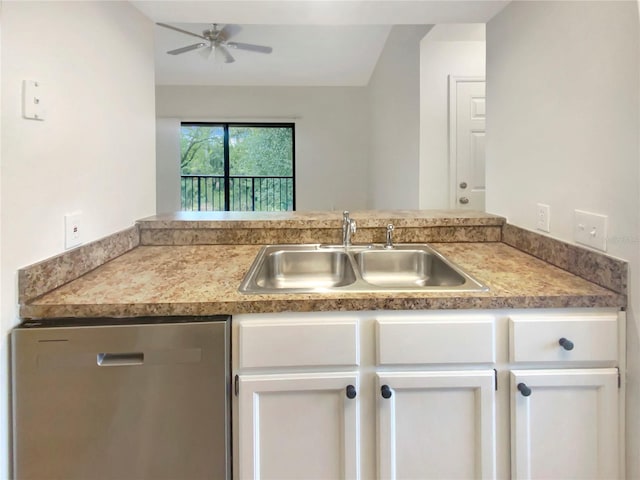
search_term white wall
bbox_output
[419,24,485,209]
[0,2,157,477]
[155,86,370,211]
[486,1,640,476]
[0,3,4,477]
[156,118,181,214]
[368,25,431,209]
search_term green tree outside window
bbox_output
[180,123,295,211]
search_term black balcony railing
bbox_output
[181,175,295,212]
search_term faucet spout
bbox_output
[342,211,357,247]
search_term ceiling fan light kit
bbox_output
[158,22,273,64]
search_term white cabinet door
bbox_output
[238,372,360,480]
[377,370,496,480]
[511,369,619,480]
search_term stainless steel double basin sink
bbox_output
[239,244,487,294]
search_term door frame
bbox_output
[448,75,485,209]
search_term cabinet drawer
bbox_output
[239,319,358,369]
[509,314,618,363]
[376,316,495,365]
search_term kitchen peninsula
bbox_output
[15,210,628,479]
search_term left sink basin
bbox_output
[242,246,357,291]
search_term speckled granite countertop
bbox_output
[20,242,625,319]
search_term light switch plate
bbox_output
[574,210,608,251]
[22,80,45,120]
[64,212,82,249]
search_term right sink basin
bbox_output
[353,248,466,288]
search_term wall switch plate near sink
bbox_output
[574,210,608,251]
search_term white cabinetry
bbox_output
[233,314,361,480]
[510,369,619,479]
[238,372,360,479]
[375,315,496,479]
[508,312,623,479]
[233,309,624,480]
[377,371,495,479]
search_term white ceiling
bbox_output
[133,1,508,86]
[132,1,509,25]
[154,24,392,86]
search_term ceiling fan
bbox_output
[157,23,273,63]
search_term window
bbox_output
[180,123,295,211]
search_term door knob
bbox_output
[459,197,469,205]
[459,182,468,189]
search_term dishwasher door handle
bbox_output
[97,352,144,366]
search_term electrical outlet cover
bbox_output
[574,210,608,251]
[64,212,82,249]
[536,203,550,232]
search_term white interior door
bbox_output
[449,77,486,210]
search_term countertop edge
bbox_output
[138,210,506,229]
[20,293,626,319]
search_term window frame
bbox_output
[180,121,296,212]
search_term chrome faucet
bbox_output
[385,224,395,249]
[342,211,357,247]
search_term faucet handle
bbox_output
[385,224,395,249]
[342,211,356,246]
[343,211,356,232]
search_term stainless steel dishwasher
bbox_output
[11,316,230,480]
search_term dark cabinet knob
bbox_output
[559,337,574,351]
[381,385,392,399]
[517,383,532,397]
[345,385,357,399]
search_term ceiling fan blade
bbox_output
[215,45,235,64]
[199,45,213,59]
[157,22,206,40]
[218,24,242,41]
[226,42,273,54]
[167,43,206,55]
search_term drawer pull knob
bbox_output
[559,337,574,351]
[517,383,532,397]
[381,385,393,399]
[346,385,357,399]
